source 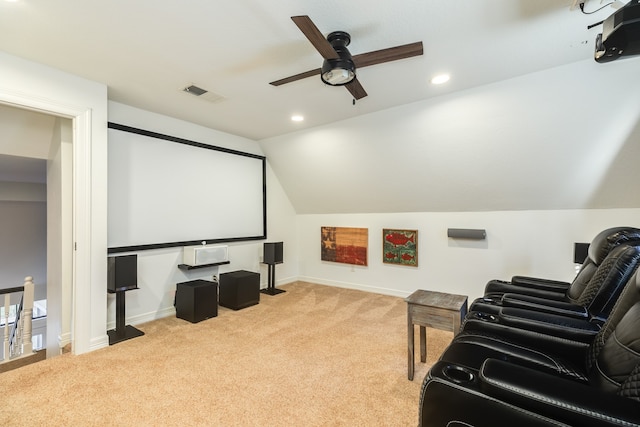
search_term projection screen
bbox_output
[107,123,266,253]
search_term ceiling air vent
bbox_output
[182,84,225,103]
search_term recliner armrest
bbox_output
[484,279,569,300]
[461,317,591,358]
[510,276,572,291]
[501,293,589,318]
[480,358,640,426]
[498,307,600,342]
[421,362,574,427]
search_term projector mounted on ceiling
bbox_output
[595,0,640,62]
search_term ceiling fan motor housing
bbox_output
[321,31,356,86]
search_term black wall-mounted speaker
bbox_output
[574,242,590,264]
[447,228,487,240]
[108,254,138,292]
[264,242,284,264]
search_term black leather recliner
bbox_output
[462,242,640,343]
[440,267,640,380]
[419,269,640,426]
[472,227,640,315]
[421,358,640,426]
[481,227,640,298]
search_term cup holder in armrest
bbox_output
[442,364,475,384]
[473,312,497,322]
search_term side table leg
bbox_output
[408,313,414,381]
[420,325,427,363]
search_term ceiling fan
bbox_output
[269,15,424,100]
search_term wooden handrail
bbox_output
[0,286,24,296]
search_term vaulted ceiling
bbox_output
[0,0,617,141]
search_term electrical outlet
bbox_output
[212,275,218,283]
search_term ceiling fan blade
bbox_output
[352,41,423,68]
[344,78,368,100]
[291,15,340,60]
[270,68,321,86]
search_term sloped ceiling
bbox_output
[259,58,640,213]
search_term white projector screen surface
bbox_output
[107,123,266,253]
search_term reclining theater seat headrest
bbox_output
[567,227,640,302]
[574,243,640,318]
[588,227,640,265]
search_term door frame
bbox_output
[0,90,93,355]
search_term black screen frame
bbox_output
[107,122,267,254]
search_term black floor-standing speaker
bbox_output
[264,241,283,264]
[107,254,144,345]
[262,242,285,295]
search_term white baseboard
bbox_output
[294,276,411,298]
[107,305,177,330]
[89,334,109,352]
[105,277,407,331]
[59,331,71,348]
[262,274,298,289]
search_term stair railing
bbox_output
[1,276,34,361]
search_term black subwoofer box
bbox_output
[219,270,260,310]
[175,280,218,323]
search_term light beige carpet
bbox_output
[1,282,453,426]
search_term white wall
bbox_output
[297,209,640,302]
[0,199,46,298]
[0,146,47,302]
[0,103,55,159]
[107,102,298,328]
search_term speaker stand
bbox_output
[108,288,144,345]
[260,263,286,295]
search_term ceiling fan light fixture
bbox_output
[321,59,356,86]
[320,31,356,86]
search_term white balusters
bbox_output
[1,276,36,362]
[3,293,9,360]
[21,276,34,355]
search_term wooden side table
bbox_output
[405,289,468,380]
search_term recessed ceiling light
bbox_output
[431,74,450,85]
[291,115,304,122]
